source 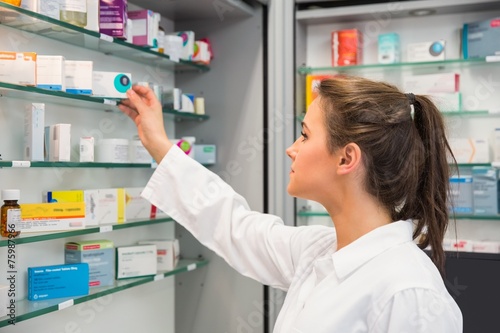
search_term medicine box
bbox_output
[92,71,132,98]
[448,138,489,163]
[127,9,157,47]
[472,241,500,254]
[463,17,500,59]
[80,136,95,162]
[65,60,93,95]
[124,187,156,221]
[20,0,59,20]
[331,29,362,67]
[0,285,7,318]
[451,239,474,252]
[193,41,210,64]
[99,0,128,39]
[48,123,71,162]
[85,0,100,32]
[97,188,125,224]
[116,244,157,279]
[19,202,85,232]
[407,40,446,62]
[24,103,45,161]
[378,33,400,64]
[36,55,65,91]
[164,35,183,61]
[449,175,473,214]
[65,240,115,288]
[173,31,195,60]
[194,145,216,164]
[472,167,499,215]
[138,239,179,271]
[43,189,99,226]
[0,51,37,86]
[402,73,459,94]
[28,263,89,301]
[305,74,334,110]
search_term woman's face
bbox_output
[286,98,340,202]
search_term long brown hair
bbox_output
[317,75,455,275]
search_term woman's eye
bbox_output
[300,131,307,141]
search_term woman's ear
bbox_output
[337,143,362,175]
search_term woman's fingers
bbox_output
[131,85,160,108]
[117,103,139,122]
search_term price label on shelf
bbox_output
[169,55,180,63]
[187,263,196,271]
[12,161,31,168]
[58,299,74,310]
[103,99,117,106]
[99,33,114,43]
[154,274,165,281]
[100,225,113,233]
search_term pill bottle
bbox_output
[1,189,21,238]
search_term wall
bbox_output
[0,8,179,333]
[174,7,265,333]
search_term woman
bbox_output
[118,75,462,332]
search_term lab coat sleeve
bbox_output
[370,288,463,333]
[141,145,332,290]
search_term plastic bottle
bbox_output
[60,0,87,27]
[0,0,22,7]
[1,189,21,237]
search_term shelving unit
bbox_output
[0,258,209,328]
[0,2,209,72]
[0,217,174,247]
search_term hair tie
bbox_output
[406,93,415,118]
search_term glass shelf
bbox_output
[0,217,174,247]
[0,160,155,168]
[296,111,499,122]
[0,2,209,72]
[298,211,500,221]
[297,58,495,75]
[0,258,208,327]
[164,109,210,121]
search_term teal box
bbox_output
[472,167,499,215]
[378,33,400,64]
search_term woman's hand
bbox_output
[118,85,172,163]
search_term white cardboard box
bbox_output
[138,239,179,271]
[24,103,45,161]
[124,187,155,221]
[36,55,65,91]
[116,244,157,279]
[97,188,125,224]
[92,71,132,98]
[49,124,71,162]
[65,60,93,95]
[0,51,36,86]
[448,138,489,163]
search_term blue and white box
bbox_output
[92,71,132,98]
[65,60,93,95]
[36,55,65,91]
[27,263,89,301]
[378,33,400,64]
[449,175,473,214]
[407,40,446,62]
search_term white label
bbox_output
[132,19,147,36]
[187,264,196,271]
[12,161,31,168]
[60,0,86,12]
[58,299,74,310]
[103,99,117,106]
[100,34,114,43]
[7,209,21,233]
[99,225,112,233]
[154,274,164,281]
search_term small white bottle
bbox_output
[60,0,87,27]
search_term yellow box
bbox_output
[19,202,85,233]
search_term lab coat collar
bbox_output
[331,220,413,281]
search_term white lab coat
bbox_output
[141,145,463,333]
